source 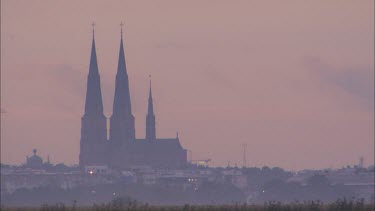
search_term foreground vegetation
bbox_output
[1,198,374,211]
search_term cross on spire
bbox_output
[120,21,124,37]
[91,22,96,38]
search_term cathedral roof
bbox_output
[130,138,185,151]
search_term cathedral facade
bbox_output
[79,29,187,170]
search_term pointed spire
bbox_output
[110,22,136,143]
[146,76,156,140]
[89,22,98,76]
[147,76,154,115]
[117,22,127,76]
[112,22,132,115]
[84,23,104,115]
[80,24,107,168]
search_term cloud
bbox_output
[306,57,374,110]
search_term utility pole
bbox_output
[243,143,247,168]
[359,156,364,168]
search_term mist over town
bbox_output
[1,1,374,209]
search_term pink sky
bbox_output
[1,0,374,170]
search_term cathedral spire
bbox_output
[84,24,104,115]
[116,22,128,77]
[147,78,154,115]
[146,77,156,140]
[110,23,135,143]
[112,22,132,114]
[80,24,107,168]
[89,22,98,76]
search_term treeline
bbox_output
[91,198,374,211]
[1,198,374,211]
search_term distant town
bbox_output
[1,148,374,206]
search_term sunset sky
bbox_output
[1,0,374,170]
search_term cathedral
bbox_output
[79,28,187,170]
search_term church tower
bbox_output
[146,79,156,140]
[110,25,135,145]
[79,26,107,168]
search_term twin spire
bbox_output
[83,23,103,116]
[112,22,132,116]
[85,22,156,141]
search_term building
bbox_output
[79,27,187,170]
[25,149,44,169]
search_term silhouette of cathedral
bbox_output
[79,27,187,169]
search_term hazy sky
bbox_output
[1,0,374,170]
